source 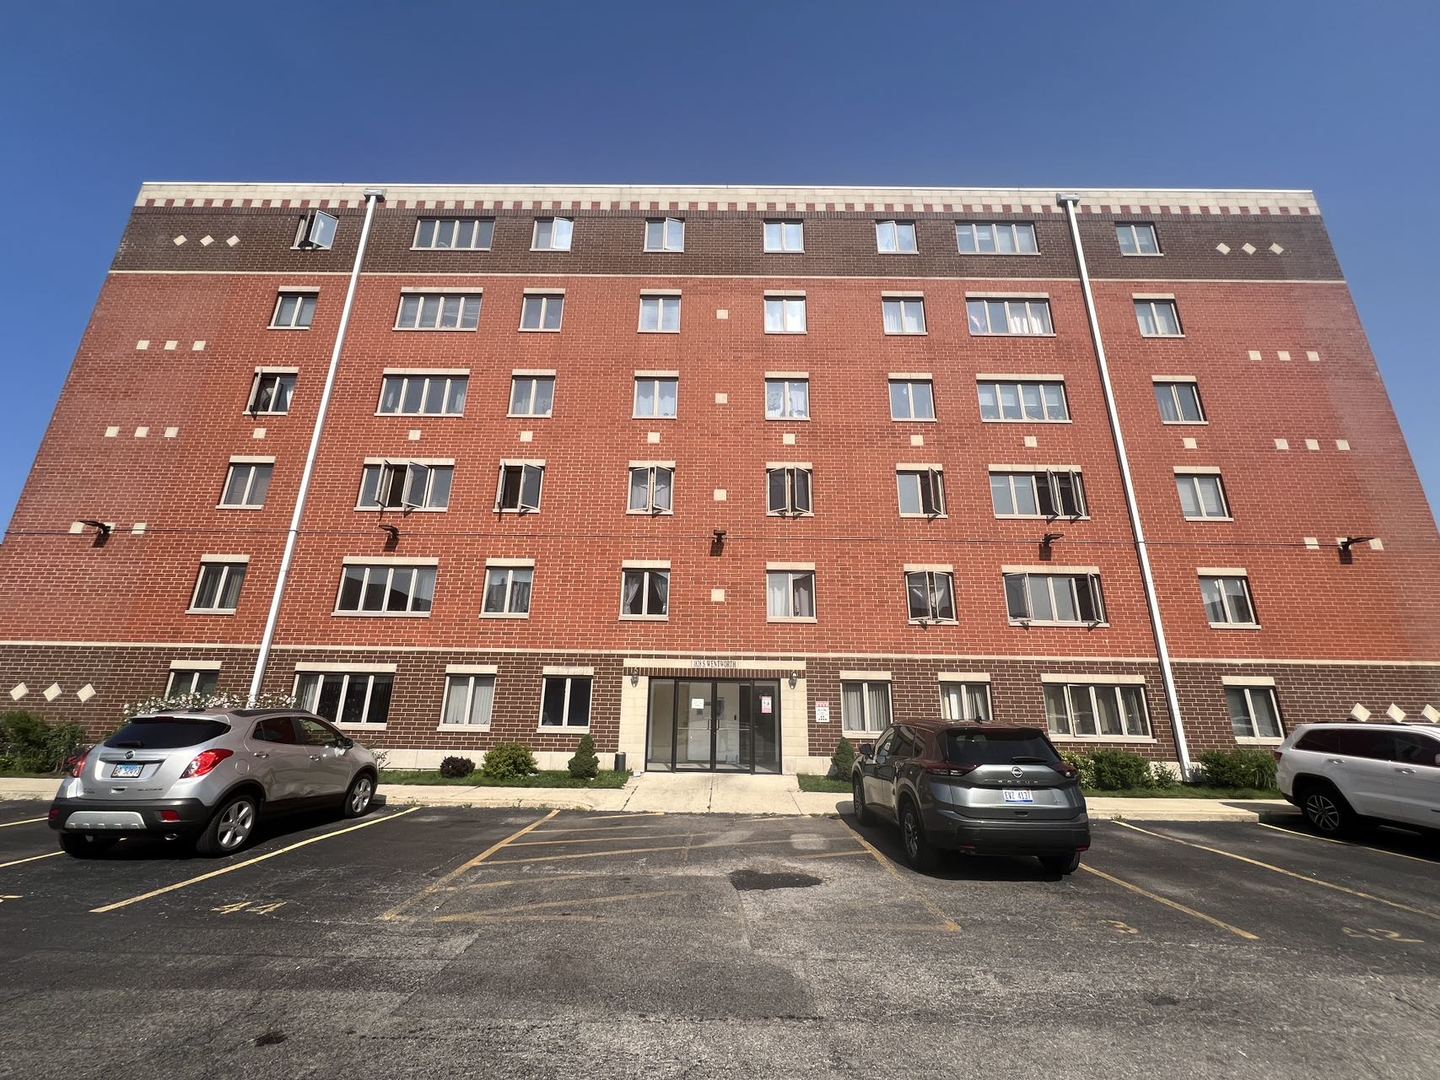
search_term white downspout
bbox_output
[248,188,385,703]
[1057,193,1194,779]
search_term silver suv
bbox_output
[48,709,379,857]
[1276,722,1440,837]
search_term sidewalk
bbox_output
[0,773,1295,821]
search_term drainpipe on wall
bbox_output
[1056,193,1194,780]
[248,188,386,704]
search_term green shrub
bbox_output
[829,737,856,780]
[482,742,539,781]
[0,712,87,773]
[1061,751,1097,789]
[1195,748,1277,790]
[1086,749,1153,791]
[439,756,475,779]
[1148,761,1181,789]
[567,734,600,780]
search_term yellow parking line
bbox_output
[1113,821,1440,923]
[798,850,871,861]
[1079,864,1259,940]
[842,828,960,933]
[432,888,686,923]
[0,851,63,870]
[489,835,838,866]
[528,822,699,836]
[509,831,694,848]
[91,807,419,914]
[379,808,558,921]
[1256,822,1440,866]
[0,818,47,829]
[571,812,666,822]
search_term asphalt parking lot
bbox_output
[2,799,1438,1080]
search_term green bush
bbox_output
[829,737,856,780]
[1086,749,1153,791]
[567,734,600,780]
[1061,751,1097,789]
[482,742,539,781]
[439,756,475,778]
[0,712,87,773]
[1195,748,1277,790]
[1148,761,1181,789]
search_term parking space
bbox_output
[2,797,1438,1079]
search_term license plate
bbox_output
[1002,789,1035,804]
[112,763,143,779]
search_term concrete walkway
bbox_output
[0,773,1296,821]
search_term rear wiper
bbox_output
[1010,756,1051,764]
[109,740,144,748]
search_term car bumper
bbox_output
[928,808,1091,856]
[49,797,211,835]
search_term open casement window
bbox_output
[939,682,992,722]
[378,373,468,416]
[414,217,494,251]
[520,294,565,331]
[1135,299,1182,337]
[896,469,946,517]
[766,570,816,619]
[247,372,295,415]
[644,218,685,252]
[1200,576,1257,626]
[532,217,574,251]
[1154,381,1205,423]
[889,380,935,421]
[359,462,452,511]
[633,377,678,418]
[396,293,483,330]
[905,571,957,622]
[763,220,804,252]
[1116,223,1161,256]
[540,676,592,728]
[966,298,1053,336]
[496,464,544,513]
[842,681,892,733]
[621,568,670,618]
[766,467,813,516]
[509,375,555,418]
[875,220,918,253]
[1227,686,1282,739]
[1004,572,1106,626]
[1176,474,1230,520]
[956,222,1038,255]
[881,297,927,334]
[628,466,674,514]
[166,668,219,697]
[336,564,436,615]
[765,379,810,420]
[977,380,1069,422]
[1045,683,1151,738]
[442,674,496,727]
[293,209,337,250]
[295,672,393,727]
[271,292,316,329]
[220,462,273,509]
[989,471,1086,519]
[482,566,533,616]
[190,562,247,613]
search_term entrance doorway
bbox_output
[645,678,781,773]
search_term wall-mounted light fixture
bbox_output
[1040,531,1064,555]
[629,672,640,687]
[80,519,112,538]
[1338,535,1376,565]
[788,671,798,689]
[710,529,727,557]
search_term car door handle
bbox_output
[1325,759,1344,765]
[1395,767,1416,775]
[308,754,322,761]
[252,752,269,759]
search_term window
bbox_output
[766,466,813,516]
[442,674,496,727]
[1227,686,1282,739]
[540,675,591,728]
[532,217,573,251]
[271,292,316,329]
[767,569,816,620]
[842,680,892,732]
[1004,572,1106,625]
[336,563,436,615]
[509,375,555,418]
[1117,223,1160,256]
[395,292,483,331]
[633,376,678,419]
[989,470,1087,518]
[166,668,218,697]
[940,681,992,722]
[190,560,247,613]
[896,469,946,517]
[1176,473,1230,520]
[967,298,1053,336]
[764,220,804,252]
[889,379,935,421]
[1155,380,1205,423]
[358,461,452,511]
[644,218,684,252]
[1200,575,1257,627]
[496,463,544,512]
[414,217,494,251]
[765,378,810,420]
[482,564,533,616]
[621,566,669,619]
[905,570,956,622]
[378,373,468,416]
[876,220,918,253]
[639,295,681,333]
[977,380,1069,422]
[247,371,296,415]
[293,209,337,250]
[520,293,564,331]
[956,222,1037,255]
[881,297,926,335]
[764,295,807,334]
[219,460,273,509]
[1135,298,1182,337]
[1045,683,1151,738]
[295,671,393,728]
[628,465,673,514]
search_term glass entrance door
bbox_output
[646,678,782,773]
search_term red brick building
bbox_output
[3,182,1437,773]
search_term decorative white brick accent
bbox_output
[715,309,729,320]
[1303,536,1320,550]
[164,426,179,439]
[104,426,120,438]
[910,434,924,447]
[76,684,96,703]
[1277,350,1291,362]
[192,340,205,351]
[164,340,178,351]
[9,683,27,701]
[714,392,728,404]
[782,433,797,446]
[1335,439,1350,451]
[1269,243,1284,254]
[1369,538,1384,551]
[200,235,214,246]
[1305,438,1320,451]
[1215,243,1231,254]
[172,235,187,245]
[226,235,240,247]
[1422,705,1440,723]
[1247,350,1262,361]
[131,522,147,535]
[136,339,150,351]
[407,429,421,441]
[1350,703,1371,722]
[519,430,534,443]
[711,588,725,603]
[1306,350,1320,362]
[1023,435,1039,448]
[647,431,661,445]
[1241,242,1256,254]
[1182,437,1198,450]
[44,683,62,702]
[253,427,267,439]
[1274,438,1289,450]
[134,426,149,438]
[713,489,727,501]
[1386,704,1407,722]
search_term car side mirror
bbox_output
[857,742,874,758]
[334,736,354,751]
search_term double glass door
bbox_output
[646,679,780,773]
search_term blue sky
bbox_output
[2,1,1437,529]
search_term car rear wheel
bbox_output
[59,833,115,858]
[1039,852,1081,875]
[195,793,258,857]
[851,775,875,826]
[342,772,375,818]
[1299,782,1358,837]
[899,801,937,872]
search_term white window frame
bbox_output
[1200,574,1259,629]
[394,291,484,331]
[1176,472,1231,521]
[989,469,1087,520]
[247,370,297,415]
[495,462,545,513]
[766,465,813,516]
[519,293,565,332]
[763,294,807,334]
[188,558,248,615]
[165,667,220,697]
[531,217,574,251]
[966,297,1054,336]
[763,220,804,253]
[1117,222,1161,257]
[841,680,893,733]
[939,680,992,722]
[481,563,534,618]
[904,570,957,624]
[627,465,674,515]
[1135,298,1183,337]
[766,568,817,622]
[376,372,468,417]
[1046,682,1152,739]
[1227,685,1283,740]
[956,222,1038,255]
[508,374,556,418]
[976,379,1070,423]
[292,210,338,250]
[356,460,453,512]
[896,468,947,518]
[764,378,810,421]
[620,565,670,620]
[538,675,592,729]
[1154,379,1206,424]
[270,291,317,330]
[412,217,494,251]
[293,670,393,729]
[1004,571,1107,627]
[334,562,437,617]
[218,459,274,510]
[881,296,927,335]
[638,294,682,334]
[889,378,936,422]
[875,220,918,254]
[644,218,685,252]
[441,673,496,729]
[632,376,679,419]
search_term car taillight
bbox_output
[1272,749,1284,763]
[179,748,233,779]
[924,761,979,777]
[1049,762,1079,779]
[67,749,90,778]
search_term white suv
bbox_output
[1276,722,1440,837]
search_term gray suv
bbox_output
[852,721,1090,874]
[48,709,379,857]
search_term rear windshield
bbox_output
[945,729,1060,766]
[103,717,230,750]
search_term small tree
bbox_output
[567,734,600,780]
[482,742,539,781]
[829,737,856,780]
[439,756,475,779]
